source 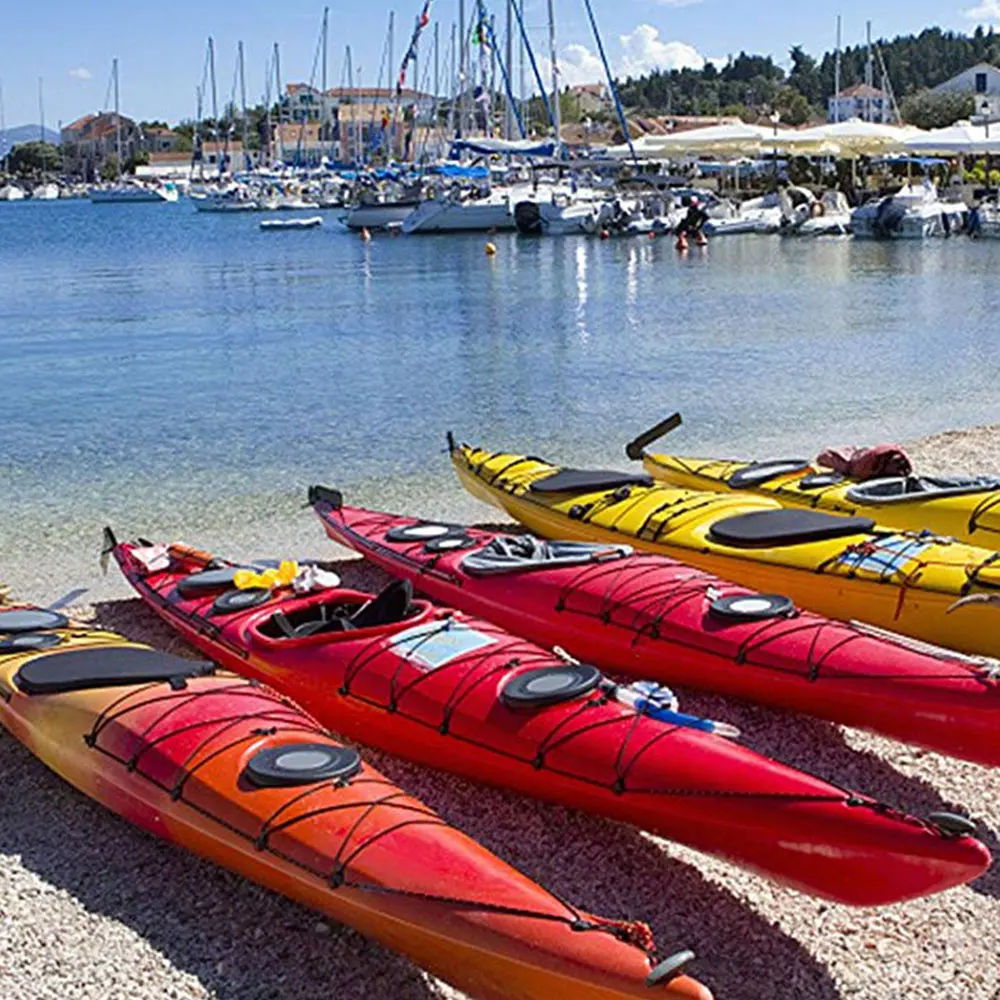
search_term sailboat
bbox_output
[89,59,179,204]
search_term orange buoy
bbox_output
[360,227,372,242]
[599,229,611,240]
[648,231,657,240]
[485,242,497,256]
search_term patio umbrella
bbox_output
[778,118,910,158]
[903,121,1000,156]
[640,122,772,158]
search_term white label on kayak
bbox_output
[389,621,497,671]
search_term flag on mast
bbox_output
[397,0,433,93]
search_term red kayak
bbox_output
[312,488,1000,769]
[1,605,709,1000]
[111,530,990,906]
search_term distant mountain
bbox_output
[1,124,61,147]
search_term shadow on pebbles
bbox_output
[0,553,998,1000]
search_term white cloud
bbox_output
[964,0,1000,23]
[619,24,706,77]
[544,24,707,88]
[557,43,607,87]
[68,67,92,80]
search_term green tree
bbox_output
[100,154,121,182]
[774,86,813,126]
[7,141,62,178]
[787,46,822,106]
[899,89,975,129]
[126,149,150,173]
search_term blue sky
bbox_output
[2,0,998,129]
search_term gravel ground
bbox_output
[2,427,1000,1000]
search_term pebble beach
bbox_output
[2,424,999,1000]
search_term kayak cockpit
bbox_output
[846,475,1000,504]
[255,580,423,640]
[462,536,633,576]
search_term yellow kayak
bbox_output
[628,422,1000,547]
[450,437,1000,659]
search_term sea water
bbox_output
[1,198,998,601]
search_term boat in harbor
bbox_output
[259,215,323,230]
[90,181,179,203]
[88,59,180,205]
[0,183,25,201]
[31,182,60,201]
[851,181,968,239]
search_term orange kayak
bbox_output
[0,604,711,1000]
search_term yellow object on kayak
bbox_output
[450,439,1000,659]
[233,560,298,591]
[639,451,1000,548]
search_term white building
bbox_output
[827,83,892,123]
[933,62,1000,120]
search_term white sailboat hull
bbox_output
[342,202,419,230]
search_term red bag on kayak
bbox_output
[816,444,913,480]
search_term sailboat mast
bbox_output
[458,0,466,137]
[518,0,526,134]
[322,6,329,162]
[865,19,873,122]
[388,10,395,158]
[448,22,457,137]
[546,0,560,147]
[207,37,220,175]
[345,45,355,161]
[834,15,841,123]
[504,0,513,138]
[274,43,285,161]
[582,0,634,163]
[0,80,7,166]
[238,41,250,170]
[113,58,122,179]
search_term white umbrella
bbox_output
[903,120,1000,156]
[646,122,771,157]
[779,118,910,157]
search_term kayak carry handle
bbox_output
[625,413,683,461]
[928,812,978,838]
[646,950,697,988]
[308,485,343,510]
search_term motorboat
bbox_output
[513,186,610,236]
[192,186,258,213]
[704,193,782,235]
[90,181,179,203]
[780,188,852,236]
[31,183,61,201]
[851,182,968,239]
[971,195,1000,238]
[259,215,323,231]
[0,184,25,201]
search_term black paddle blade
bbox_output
[99,526,118,575]
[625,412,683,461]
[308,485,343,510]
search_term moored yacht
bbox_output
[851,181,968,239]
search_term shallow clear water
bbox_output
[1,198,998,600]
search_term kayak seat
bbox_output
[845,475,1000,505]
[462,535,633,576]
[726,459,810,490]
[258,580,417,639]
[529,468,653,494]
[15,647,213,695]
[709,509,875,549]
